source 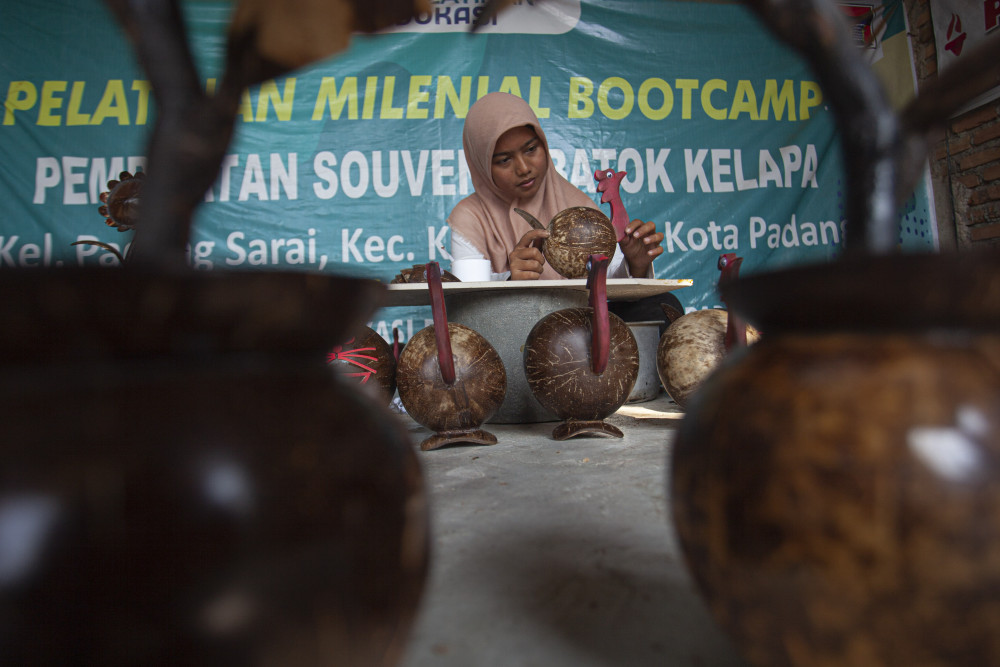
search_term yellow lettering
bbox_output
[598,77,634,120]
[132,80,152,125]
[256,78,295,122]
[66,82,91,126]
[38,80,67,126]
[799,80,822,120]
[674,79,699,120]
[728,80,759,120]
[91,80,130,125]
[237,89,253,122]
[638,78,673,120]
[4,81,37,125]
[436,76,472,119]
[701,79,727,121]
[363,76,378,119]
[760,79,795,121]
[498,75,522,98]
[381,76,404,119]
[312,77,358,120]
[527,76,549,119]
[568,77,594,119]
[407,75,432,119]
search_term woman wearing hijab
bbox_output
[448,92,664,281]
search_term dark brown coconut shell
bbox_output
[98,170,144,232]
[543,207,618,279]
[328,325,397,406]
[656,309,761,408]
[524,308,639,420]
[0,268,428,666]
[390,264,460,284]
[396,322,506,433]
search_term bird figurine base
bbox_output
[552,419,624,441]
[420,428,499,451]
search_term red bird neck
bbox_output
[427,262,456,385]
[718,254,747,351]
[587,255,611,374]
[607,196,630,243]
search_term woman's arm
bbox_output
[450,230,511,281]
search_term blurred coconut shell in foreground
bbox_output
[229,0,432,73]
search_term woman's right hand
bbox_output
[508,229,549,280]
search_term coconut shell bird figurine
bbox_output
[328,326,397,406]
[656,253,760,408]
[523,254,639,440]
[396,262,506,451]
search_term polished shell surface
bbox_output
[542,207,617,279]
[672,332,1000,666]
[524,308,639,420]
[397,323,507,432]
[656,309,761,408]
[329,325,397,406]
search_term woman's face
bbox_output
[490,125,548,202]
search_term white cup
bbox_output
[451,258,492,282]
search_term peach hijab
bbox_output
[447,92,598,279]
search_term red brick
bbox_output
[970,222,1000,241]
[969,183,1000,206]
[983,164,1000,182]
[952,107,997,133]
[969,203,1000,225]
[957,145,1000,171]
[936,134,972,160]
[972,122,1000,145]
[956,173,981,189]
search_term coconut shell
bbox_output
[656,309,761,408]
[328,326,397,406]
[397,323,506,433]
[543,207,618,279]
[524,308,639,420]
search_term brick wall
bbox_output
[904,0,1000,249]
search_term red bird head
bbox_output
[717,253,743,285]
[594,168,626,205]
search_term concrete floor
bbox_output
[395,393,748,667]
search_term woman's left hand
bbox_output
[619,220,664,277]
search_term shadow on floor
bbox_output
[459,524,748,667]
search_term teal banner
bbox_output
[1,0,932,340]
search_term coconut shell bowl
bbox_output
[523,254,639,440]
[396,261,507,451]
